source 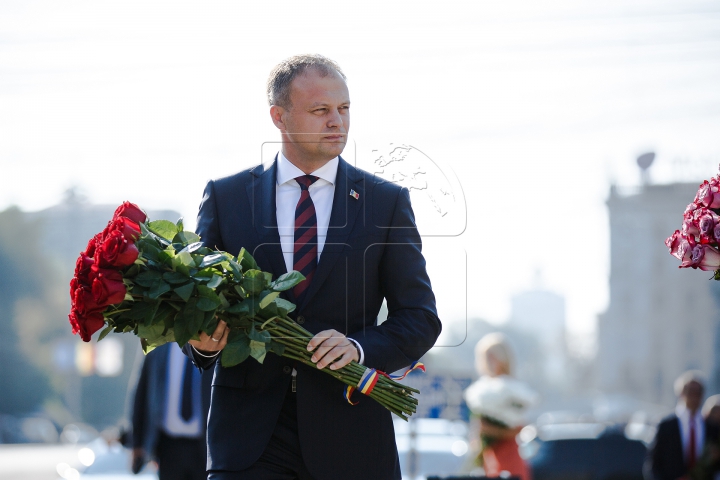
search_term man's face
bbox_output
[683,381,704,412]
[276,68,350,165]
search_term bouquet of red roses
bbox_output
[69,202,422,419]
[666,171,720,274]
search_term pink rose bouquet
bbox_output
[666,171,720,273]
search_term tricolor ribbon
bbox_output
[343,361,425,405]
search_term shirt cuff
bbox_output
[347,338,364,365]
[192,346,221,358]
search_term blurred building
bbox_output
[597,182,720,408]
[508,282,567,386]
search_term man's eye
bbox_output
[314,109,327,114]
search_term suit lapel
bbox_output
[245,159,291,302]
[298,157,363,310]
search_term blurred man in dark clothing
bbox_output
[645,371,717,480]
[132,343,211,480]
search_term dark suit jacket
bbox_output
[644,413,717,480]
[185,157,441,480]
[132,343,212,459]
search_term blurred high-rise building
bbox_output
[508,283,567,386]
[597,182,720,407]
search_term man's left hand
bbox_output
[307,329,359,370]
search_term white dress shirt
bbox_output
[676,403,704,464]
[163,345,202,437]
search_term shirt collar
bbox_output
[277,152,338,187]
[676,403,702,422]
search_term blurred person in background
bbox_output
[645,371,718,480]
[132,343,211,480]
[463,333,537,480]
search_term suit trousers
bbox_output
[156,432,207,480]
[208,386,316,480]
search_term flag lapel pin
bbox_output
[350,189,360,200]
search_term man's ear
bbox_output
[270,105,286,130]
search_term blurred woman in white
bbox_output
[463,333,537,480]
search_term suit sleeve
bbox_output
[353,187,442,373]
[644,421,671,480]
[196,180,223,252]
[131,355,150,450]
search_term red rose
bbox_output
[69,308,105,342]
[74,253,94,285]
[113,201,147,224]
[71,281,103,313]
[90,265,127,306]
[95,230,139,268]
[84,234,102,258]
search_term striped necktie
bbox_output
[293,175,319,299]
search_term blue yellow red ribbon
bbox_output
[344,361,425,405]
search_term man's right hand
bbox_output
[188,320,229,355]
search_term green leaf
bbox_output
[237,248,258,271]
[148,280,172,299]
[259,291,280,309]
[243,270,266,294]
[163,271,190,284]
[197,297,220,311]
[97,325,113,342]
[234,285,246,299]
[148,220,179,241]
[269,340,286,356]
[207,275,223,289]
[180,241,204,254]
[199,253,227,269]
[175,217,184,232]
[270,271,306,291]
[135,270,163,287]
[201,311,218,336]
[248,326,271,343]
[225,297,258,317]
[173,299,204,346]
[227,259,243,279]
[221,332,251,367]
[258,302,278,319]
[173,282,194,302]
[138,322,175,350]
[274,297,296,314]
[127,301,155,320]
[249,339,268,363]
[218,292,230,309]
[173,251,196,268]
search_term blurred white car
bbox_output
[56,440,157,480]
[394,418,470,480]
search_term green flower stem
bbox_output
[277,342,414,416]
[265,322,419,412]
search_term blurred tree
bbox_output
[0,207,54,414]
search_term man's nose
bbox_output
[326,108,344,129]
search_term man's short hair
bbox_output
[267,54,346,109]
[674,370,705,397]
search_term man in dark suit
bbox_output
[183,54,442,479]
[132,342,212,480]
[645,371,715,480]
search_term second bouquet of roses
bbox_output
[69,202,422,419]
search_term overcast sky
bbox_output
[2,0,720,354]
